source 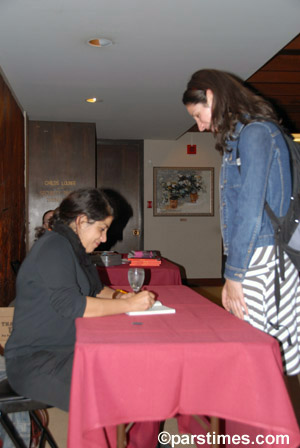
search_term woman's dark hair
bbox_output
[34,226,46,240]
[182,69,279,153]
[34,209,54,240]
[42,209,54,225]
[50,188,114,227]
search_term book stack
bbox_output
[128,250,161,267]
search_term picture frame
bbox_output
[153,167,214,216]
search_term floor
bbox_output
[47,407,68,447]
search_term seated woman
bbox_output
[5,188,155,411]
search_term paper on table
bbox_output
[126,300,176,316]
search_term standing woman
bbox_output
[182,69,300,376]
[5,188,155,411]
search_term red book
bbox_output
[129,259,161,266]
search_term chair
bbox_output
[117,418,220,448]
[0,379,58,448]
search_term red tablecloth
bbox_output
[68,286,300,448]
[96,257,182,286]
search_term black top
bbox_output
[5,230,102,358]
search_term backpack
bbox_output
[263,130,300,271]
[237,124,300,320]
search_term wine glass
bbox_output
[128,268,145,293]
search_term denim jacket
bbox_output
[220,120,291,282]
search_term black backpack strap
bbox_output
[264,202,285,282]
[264,203,282,322]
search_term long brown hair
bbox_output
[182,69,279,153]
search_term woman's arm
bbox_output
[84,290,155,317]
[224,123,273,281]
[96,286,127,300]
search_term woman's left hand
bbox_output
[222,279,249,320]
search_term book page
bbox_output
[126,300,176,316]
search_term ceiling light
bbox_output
[87,38,113,48]
[85,98,102,103]
[293,134,300,143]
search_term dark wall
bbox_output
[97,140,144,253]
[0,72,25,306]
[28,121,96,247]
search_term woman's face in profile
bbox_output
[43,211,54,229]
[186,102,212,132]
[185,89,213,132]
[76,215,113,253]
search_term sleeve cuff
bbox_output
[224,264,246,282]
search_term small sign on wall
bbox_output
[187,144,197,154]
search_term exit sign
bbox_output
[187,144,197,154]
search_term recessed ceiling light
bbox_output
[293,134,300,142]
[87,38,113,48]
[85,98,102,103]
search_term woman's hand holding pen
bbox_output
[122,290,155,311]
[87,288,155,317]
[113,288,155,310]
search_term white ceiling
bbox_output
[0,0,299,140]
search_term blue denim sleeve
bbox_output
[224,124,274,281]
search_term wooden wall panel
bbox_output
[248,71,300,83]
[249,83,300,96]
[28,121,96,248]
[260,55,300,72]
[247,33,300,133]
[0,72,25,305]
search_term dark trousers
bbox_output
[5,349,74,412]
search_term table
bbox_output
[96,257,182,286]
[68,286,300,448]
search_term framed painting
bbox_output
[153,167,214,216]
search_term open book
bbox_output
[126,300,176,316]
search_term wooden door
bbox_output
[96,140,144,253]
[0,71,25,305]
[28,121,96,249]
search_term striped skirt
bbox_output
[243,245,300,375]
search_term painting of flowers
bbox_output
[153,167,214,216]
